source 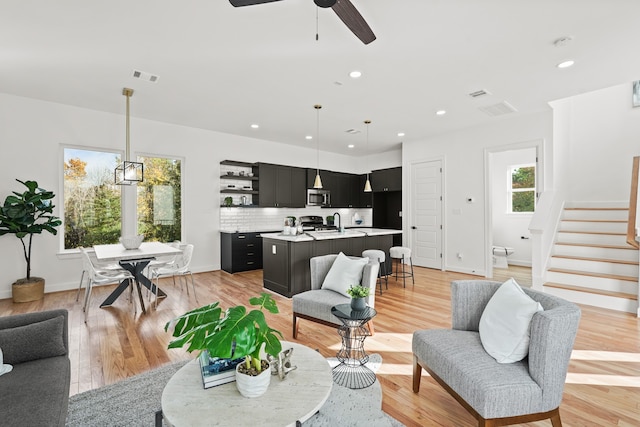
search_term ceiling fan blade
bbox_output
[229,0,283,7]
[331,0,376,44]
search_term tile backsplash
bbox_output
[220,207,372,232]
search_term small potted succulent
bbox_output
[165,293,283,397]
[347,284,370,311]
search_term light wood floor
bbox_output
[1,266,638,426]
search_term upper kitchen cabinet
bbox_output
[306,169,372,208]
[259,163,306,208]
[370,167,402,192]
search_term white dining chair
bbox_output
[76,247,123,303]
[79,247,135,322]
[148,243,197,308]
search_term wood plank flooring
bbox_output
[1,266,638,426]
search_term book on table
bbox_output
[198,350,244,389]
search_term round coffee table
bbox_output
[161,341,332,427]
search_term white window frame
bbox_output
[508,163,536,214]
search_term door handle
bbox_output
[411,226,417,230]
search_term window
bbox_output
[63,148,122,249]
[136,155,182,242]
[62,149,183,250]
[510,164,536,213]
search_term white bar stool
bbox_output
[389,246,414,288]
[362,249,388,295]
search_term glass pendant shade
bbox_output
[313,173,323,189]
[115,88,144,185]
[364,176,372,192]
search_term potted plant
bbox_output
[326,215,334,226]
[0,179,62,302]
[347,284,370,311]
[224,196,233,207]
[165,293,283,397]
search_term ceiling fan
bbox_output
[229,0,376,45]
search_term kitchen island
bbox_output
[261,228,401,297]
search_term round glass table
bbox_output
[330,304,377,389]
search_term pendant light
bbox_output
[115,88,144,185]
[313,104,323,189]
[363,120,372,192]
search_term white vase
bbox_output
[235,360,271,398]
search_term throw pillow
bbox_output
[321,252,369,298]
[0,315,67,365]
[479,278,543,364]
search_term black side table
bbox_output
[330,304,377,389]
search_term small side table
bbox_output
[331,304,377,389]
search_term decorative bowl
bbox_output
[120,234,144,250]
[226,171,234,176]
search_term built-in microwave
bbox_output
[306,189,331,207]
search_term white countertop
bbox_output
[261,228,401,242]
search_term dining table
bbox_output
[93,241,182,314]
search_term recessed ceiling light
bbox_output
[557,60,575,69]
[436,110,447,116]
[349,70,362,78]
[348,144,355,148]
[397,132,405,137]
[251,124,259,129]
[305,135,313,140]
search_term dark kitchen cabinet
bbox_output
[221,231,264,273]
[371,167,402,192]
[259,163,306,207]
[262,238,314,297]
[308,170,371,208]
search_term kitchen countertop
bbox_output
[260,228,401,242]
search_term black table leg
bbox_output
[99,279,131,308]
[99,258,166,312]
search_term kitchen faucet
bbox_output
[333,212,342,232]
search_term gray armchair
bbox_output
[292,254,379,339]
[412,280,581,427]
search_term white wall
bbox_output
[0,93,400,299]
[403,112,553,276]
[551,83,640,202]
[490,148,536,266]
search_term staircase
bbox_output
[544,206,639,313]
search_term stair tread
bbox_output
[561,219,627,223]
[544,282,638,300]
[558,230,626,236]
[551,254,639,265]
[547,268,638,282]
[564,207,629,211]
[555,242,638,250]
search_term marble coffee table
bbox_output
[161,341,333,427]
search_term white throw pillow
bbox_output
[479,278,543,364]
[0,347,13,377]
[321,252,369,298]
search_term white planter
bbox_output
[235,360,271,398]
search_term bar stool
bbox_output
[389,246,414,288]
[362,249,388,295]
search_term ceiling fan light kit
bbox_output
[229,0,376,45]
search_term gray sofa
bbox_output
[292,254,379,338]
[0,309,71,427]
[412,280,581,427]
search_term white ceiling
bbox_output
[3,0,640,156]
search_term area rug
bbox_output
[66,354,404,427]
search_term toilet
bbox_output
[492,245,515,269]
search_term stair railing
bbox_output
[627,156,639,249]
[529,190,565,290]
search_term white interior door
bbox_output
[411,160,443,269]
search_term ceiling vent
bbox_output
[479,101,518,117]
[345,129,361,134]
[469,89,491,98]
[132,69,159,83]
